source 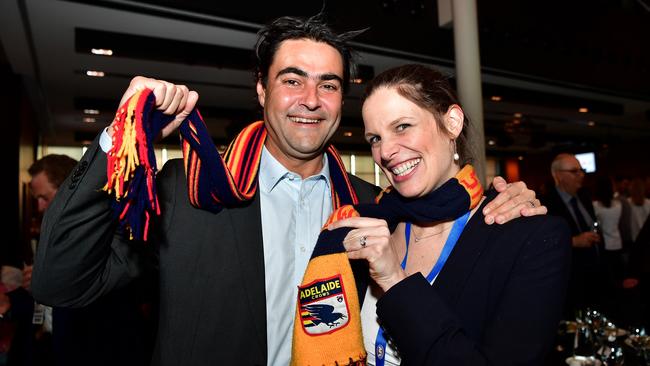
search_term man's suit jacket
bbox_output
[376,201,571,365]
[542,187,600,266]
[543,187,596,237]
[32,138,378,365]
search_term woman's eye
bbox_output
[396,123,410,132]
[367,136,380,144]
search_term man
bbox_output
[3,154,76,365]
[6,154,153,366]
[542,153,602,314]
[32,14,543,365]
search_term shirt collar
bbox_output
[259,146,331,193]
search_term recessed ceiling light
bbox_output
[491,96,502,102]
[514,112,522,118]
[518,156,524,161]
[83,117,96,123]
[86,70,105,77]
[587,121,596,127]
[343,131,353,137]
[83,109,100,115]
[487,139,496,146]
[579,107,588,113]
[91,48,113,56]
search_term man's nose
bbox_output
[37,199,48,214]
[300,84,320,111]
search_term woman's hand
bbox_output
[483,176,547,224]
[329,217,406,292]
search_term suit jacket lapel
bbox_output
[227,190,267,359]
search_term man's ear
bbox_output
[256,80,266,108]
[445,104,464,139]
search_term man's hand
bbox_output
[572,232,600,248]
[110,76,199,139]
[482,177,547,225]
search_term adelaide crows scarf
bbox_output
[103,89,358,240]
[291,165,482,365]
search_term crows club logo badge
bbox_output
[298,275,350,335]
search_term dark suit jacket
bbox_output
[376,201,571,365]
[542,186,596,237]
[542,187,600,269]
[32,138,377,366]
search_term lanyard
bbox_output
[374,211,470,366]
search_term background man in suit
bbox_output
[3,154,153,366]
[3,154,76,366]
[31,14,544,365]
[542,153,602,316]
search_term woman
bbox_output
[593,175,624,285]
[330,64,571,365]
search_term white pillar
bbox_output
[451,0,486,186]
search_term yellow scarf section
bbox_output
[291,206,366,366]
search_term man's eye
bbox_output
[367,136,380,144]
[321,84,339,91]
[284,79,299,86]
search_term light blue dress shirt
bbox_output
[258,146,333,366]
[100,130,334,365]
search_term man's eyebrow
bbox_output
[276,67,308,78]
[276,67,343,84]
[320,73,343,84]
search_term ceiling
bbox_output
[1,0,649,156]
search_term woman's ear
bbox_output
[444,104,464,139]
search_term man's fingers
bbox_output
[157,81,175,112]
[185,90,199,113]
[174,85,190,115]
[492,176,508,192]
[163,85,185,115]
[488,198,545,225]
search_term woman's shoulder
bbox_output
[469,209,570,244]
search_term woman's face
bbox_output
[362,87,463,198]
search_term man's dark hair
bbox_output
[28,154,78,189]
[254,13,365,93]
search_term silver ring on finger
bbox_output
[360,236,367,248]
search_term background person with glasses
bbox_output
[542,153,603,316]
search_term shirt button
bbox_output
[300,247,306,253]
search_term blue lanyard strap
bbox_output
[375,211,471,365]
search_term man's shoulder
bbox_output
[346,174,381,203]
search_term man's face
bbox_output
[29,171,57,214]
[256,39,344,171]
[554,156,585,195]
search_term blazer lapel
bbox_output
[227,191,267,358]
[433,202,491,306]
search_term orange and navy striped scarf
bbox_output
[103,88,483,365]
[103,89,358,240]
